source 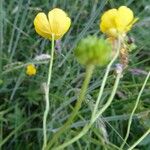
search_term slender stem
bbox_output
[46,65,94,149]
[42,34,55,150]
[127,128,150,150]
[53,70,122,150]
[47,35,55,86]
[93,70,122,122]
[91,37,121,120]
[120,71,150,149]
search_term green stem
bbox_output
[46,64,94,149]
[53,70,122,150]
[51,37,122,149]
[120,71,150,149]
[93,70,122,122]
[42,34,55,150]
[91,37,121,120]
[127,128,150,150]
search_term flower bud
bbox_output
[74,36,112,66]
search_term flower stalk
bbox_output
[91,37,121,121]
[47,64,94,149]
[42,34,55,150]
[53,66,122,150]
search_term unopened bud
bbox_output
[74,36,112,66]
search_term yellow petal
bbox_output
[115,6,134,32]
[48,8,71,39]
[34,12,51,39]
[100,9,118,33]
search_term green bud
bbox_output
[74,36,112,66]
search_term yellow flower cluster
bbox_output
[100,6,138,37]
[34,6,137,40]
[33,6,137,67]
[26,64,36,76]
[34,8,71,40]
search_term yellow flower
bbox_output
[100,6,138,37]
[26,64,36,76]
[34,8,71,40]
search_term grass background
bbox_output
[0,0,150,149]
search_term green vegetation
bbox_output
[0,0,150,149]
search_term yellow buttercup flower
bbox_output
[100,6,138,37]
[34,8,71,40]
[26,64,36,76]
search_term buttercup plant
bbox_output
[34,8,71,150]
[1,1,149,149]
[47,6,140,150]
